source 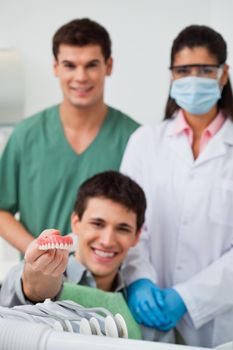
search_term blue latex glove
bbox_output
[157,288,187,331]
[127,279,169,328]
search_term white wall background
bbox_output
[0,0,233,276]
[1,0,233,125]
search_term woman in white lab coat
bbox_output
[120,25,233,348]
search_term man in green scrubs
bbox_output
[0,18,139,254]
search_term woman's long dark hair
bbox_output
[164,25,233,121]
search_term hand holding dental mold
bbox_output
[22,229,72,301]
[25,229,72,276]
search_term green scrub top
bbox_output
[0,104,139,237]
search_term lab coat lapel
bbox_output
[167,125,194,165]
[195,119,233,166]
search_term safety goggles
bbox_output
[169,64,223,79]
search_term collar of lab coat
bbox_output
[166,114,233,166]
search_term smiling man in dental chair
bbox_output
[0,171,145,308]
[0,171,175,341]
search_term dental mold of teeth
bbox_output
[37,234,73,251]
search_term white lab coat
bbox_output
[120,116,233,348]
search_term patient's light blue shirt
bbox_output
[0,253,125,308]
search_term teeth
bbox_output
[77,87,90,92]
[38,243,71,250]
[71,86,92,93]
[94,249,115,258]
[38,244,47,250]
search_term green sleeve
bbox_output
[0,132,20,214]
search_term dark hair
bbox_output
[74,171,146,231]
[164,25,233,120]
[52,18,112,61]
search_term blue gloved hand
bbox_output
[157,288,187,331]
[127,278,169,328]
